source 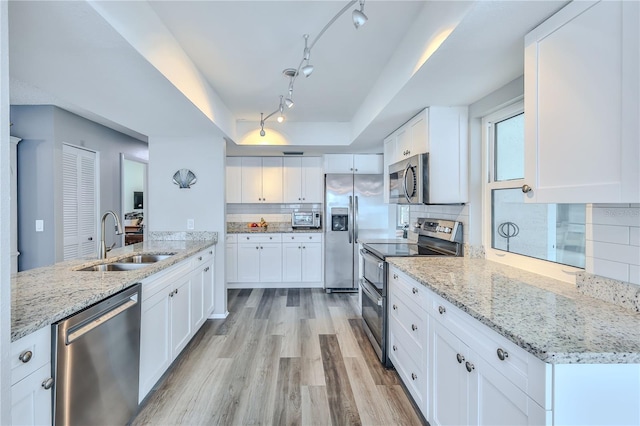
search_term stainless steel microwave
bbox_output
[291,211,321,228]
[388,153,429,204]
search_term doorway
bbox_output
[120,154,147,246]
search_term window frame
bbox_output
[481,101,583,283]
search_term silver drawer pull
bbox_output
[412,287,418,294]
[198,256,203,261]
[456,353,464,364]
[411,324,417,331]
[41,378,54,390]
[465,361,475,373]
[204,267,210,272]
[438,305,446,315]
[393,304,398,311]
[18,350,33,363]
[209,250,213,254]
[393,345,397,352]
[393,274,398,279]
[497,348,509,361]
[411,373,417,380]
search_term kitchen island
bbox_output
[11,238,217,341]
[386,256,640,426]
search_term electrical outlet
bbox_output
[35,220,44,232]
[187,219,195,230]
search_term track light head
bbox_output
[260,128,266,137]
[352,0,368,29]
[302,64,314,77]
[285,97,294,109]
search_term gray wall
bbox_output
[10,105,148,270]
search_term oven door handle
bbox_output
[361,279,383,306]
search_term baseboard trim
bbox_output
[227,282,324,289]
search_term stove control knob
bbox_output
[444,227,451,233]
[435,226,441,232]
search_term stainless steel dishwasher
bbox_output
[53,283,141,426]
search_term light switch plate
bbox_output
[35,220,44,232]
[187,219,194,230]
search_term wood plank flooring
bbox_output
[133,288,423,425]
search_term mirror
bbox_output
[120,154,148,246]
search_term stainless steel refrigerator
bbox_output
[324,174,389,291]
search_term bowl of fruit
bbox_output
[247,217,268,230]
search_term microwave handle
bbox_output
[402,162,413,203]
[348,195,353,244]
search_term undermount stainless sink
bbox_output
[77,262,149,272]
[118,254,174,264]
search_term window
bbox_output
[483,102,585,279]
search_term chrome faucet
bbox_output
[99,210,124,259]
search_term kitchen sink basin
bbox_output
[118,254,174,264]
[77,262,149,272]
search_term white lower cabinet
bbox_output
[389,265,640,426]
[230,233,323,287]
[139,248,216,403]
[10,326,53,426]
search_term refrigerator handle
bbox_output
[348,195,353,244]
[354,195,359,243]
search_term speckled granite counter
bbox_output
[227,222,323,233]
[11,239,216,342]
[387,257,640,364]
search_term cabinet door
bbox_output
[11,364,52,426]
[383,136,395,203]
[396,127,412,159]
[190,269,205,332]
[283,157,303,203]
[261,157,283,203]
[524,0,640,203]
[301,157,323,203]
[241,157,263,203]
[203,260,215,317]
[470,357,547,426]
[301,242,322,282]
[237,243,260,282]
[226,157,242,203]
[409,111,428,155]
[226,243,238,282]
[324,154,354,173]
[282,243,302,282]
[170,277,192,359]
[259,243,282,282]
[353,154,383,174]
[139,289,171,401]
[430,320,469,426]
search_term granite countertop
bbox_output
[387,257,640,364]
[11,239,216,342]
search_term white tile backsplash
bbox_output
[630,265,640,285]
[590,257,630,283]
[591,224,630,244]
[630,227,640,247]
[409,204,470,245]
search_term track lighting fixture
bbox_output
[352,0,368,29]
[258,0,370,137]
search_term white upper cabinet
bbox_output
[384,107,468,204]
[240,157,283,203]
[524,0,640,203]
[324,154,383,174]
[226,157,242,203]
[283,157,323,203]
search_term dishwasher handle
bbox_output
[66,294,138,345]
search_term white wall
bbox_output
[148,135,227,316]
[587,204,640,285]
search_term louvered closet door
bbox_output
[63,144,98,260]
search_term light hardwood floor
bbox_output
[133,288,423,425]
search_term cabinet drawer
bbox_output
[192,247,214,270]
[283,233,322,243]
[389,267,429,311]
[141,260,191,301]
[237,233,282,243]
[225,234,237,243]
[388,321,427,408]
[11,326,51,385]
[388,291,428,355]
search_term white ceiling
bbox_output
[8,0,568,154]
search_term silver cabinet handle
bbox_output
[393,345,397,351]
[18,350,33,363]
[204,267,210,272]
[392,304,398,311]
[393,274,398,280]
[497,348,509,361]
[260,246,263,250]
[438,305,446,315]
[246,237,250,240]
[198,256,203,261]
[466,361,475,373]
[42,378,54,390]
[175,288,179,294]
[269,237,272,240]
[411,373,417,380]
[411,324,417,331]
[412,287,418,294]
[522,184,532,193]
[209,250,213,254]
[88,237,93,241]
[456,353,464,364]
[302,246,306,249]
[378,262,384,270]
[169,290,175,297]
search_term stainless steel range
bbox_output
[360,218,463,367]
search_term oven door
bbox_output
[360,277,386,363]
[360,248,386,295]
